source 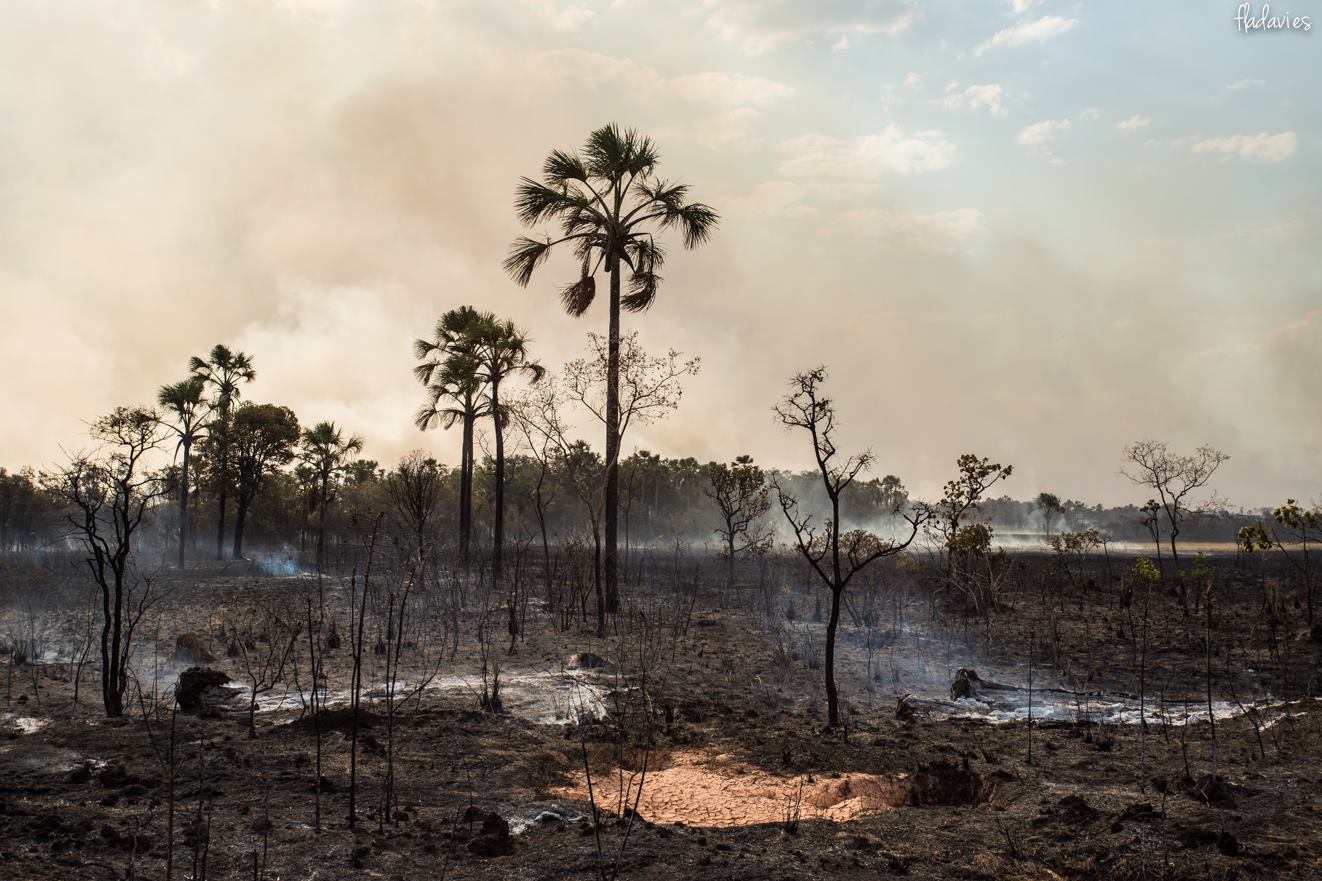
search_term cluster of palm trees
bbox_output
[156,344,363,570]
[415,124,718,599]
[162,125,718,591]
[413,308,542,579]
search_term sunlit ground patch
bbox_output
[1,714,51,735]
[557,751,991,828]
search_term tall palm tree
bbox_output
[189,345,256,560]
[157,377,209,569]
[300,421,364,573]
[504,123,718,611]
[469,314,544,581]
[414,307,490,565]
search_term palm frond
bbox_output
[671,202,720,248]
[624,234,667,271]
[622,270,660,312]
[413,337,439,360]
[413,404,441,432]
[543,149,589,184]
[584,123,656,181]
[628,133,659,177]
[636,178,689,214]
[559,275,596,317]
[157,376,206,411]
[413,359,442,385]
[502,236,553,287]
[521,361,548,384]
[561,202,604,237]
[514,178,574,225]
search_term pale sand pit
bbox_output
[558,751,990,828]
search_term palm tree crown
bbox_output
[413,306,492,431]
[189,344,256,413]
[157,377,208,444]
[470,314,545,399]
[503,123,719,312]
[301,421,365,471]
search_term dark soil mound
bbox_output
[176,667,231,713]
[174,633,215,664]
[569,652,608,669]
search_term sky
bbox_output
[1,0,1318,507]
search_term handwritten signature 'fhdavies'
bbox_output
[1236,3,1312,32]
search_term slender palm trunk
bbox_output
[215,434,229,561]
[316,472,329,572]
[603,255,621,614]
[491,378,504,585]
[178,439,191,569]
[460,411,474,565]
[593,521,606,638]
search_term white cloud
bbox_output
[942,83,1006,118]
[704,0,920,54]
[831,35,849,51]
[903,72,923,89]
[1192,131,1297,163]
[1078,106,1100,120]
[824,208,985,251]
[1228,79,1266,90]
[1116,114,1150,131]
[778,125,957,178]
[1008,0,1041,14]
[1016,118,1071,146]
[976,15,1076,56]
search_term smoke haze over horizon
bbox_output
[1,1,1318,508]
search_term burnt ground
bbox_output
[1,553,1321,881]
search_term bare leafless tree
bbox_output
[512,377,611,636]
[508,385,563,610]
[44,407,169,717]
[1121,440,1228,581]
[565,332,699,613]
[772,368,932,730]
[235,599,300,737]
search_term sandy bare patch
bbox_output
[557,751,989,828]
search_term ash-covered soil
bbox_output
[2,557,1321,880]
